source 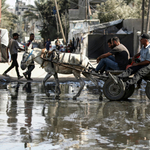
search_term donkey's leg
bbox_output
[82,72,103,100]
[43,73,52,85]
[73,71,85,100]
[43,73,53,97]
[54,73,61,99]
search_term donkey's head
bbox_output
[21,49,34,70]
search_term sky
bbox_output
[6,0,35,8]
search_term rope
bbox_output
[24,50,34,62]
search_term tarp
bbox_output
[88,34,134,59]
[70,19,123,38]
[0,29,9,46]
[0,28,9,62]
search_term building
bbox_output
[69,0,103,21]
[14,0,41,42]
[15,0,28,16]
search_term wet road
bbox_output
[0,80,150,150]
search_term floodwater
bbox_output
[0,80,150,150]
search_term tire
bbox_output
[123,84,135,99]
[103,78,125,101]
[145,81,150,99]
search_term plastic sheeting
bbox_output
[88,34,134,59]
[0,29,9,46]
[0,28,9,62]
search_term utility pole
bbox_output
[65,9,67,41]
[146,0,150,33]
[85,0,87,19]
[54,0,66,44]
[55,14,59,35]
[0,0,1,25]
[87,0,89,19]
[141,0,145,35]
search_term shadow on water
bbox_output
[0,81,150,149]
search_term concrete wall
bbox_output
[69,0,86,21]
[123,19,150,55]
[69,9,79,20]
[123,19,148,32]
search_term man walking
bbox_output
[3,33,24,79]
[23,33,35,80]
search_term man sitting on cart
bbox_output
[110,33,150,89]
[94,36,130,75]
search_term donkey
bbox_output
[21,48,102,100]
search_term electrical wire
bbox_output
[67,0,87,9]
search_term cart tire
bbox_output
[123,84,135,99]
[103,78,125,101]
[146,81,150,99]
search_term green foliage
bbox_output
[23,0,55,41]
[124,0,134,5]
[132,0,149,18]
[93,0,149,23]
[57,0,70,41]
[0,0,18,31]
[23,0,70,41]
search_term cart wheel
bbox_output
[123,84,135,99]
[145,81,150,99]
[103,78,125,101]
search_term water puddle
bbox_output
[0,81,150,149]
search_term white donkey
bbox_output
[21,48,102,100]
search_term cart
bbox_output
[94,70,150,101]
[40,51,150,101]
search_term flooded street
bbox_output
[0,80,150,150]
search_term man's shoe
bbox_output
[27,78,33,80]
[2,72,9,77]
[91,70,99,76]
[23,73,28,80]
[18,76,23,80]
[89,67,96,72]
[88,67,95,72]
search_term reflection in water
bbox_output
[43,82,71,98]
[1,81,150,149]
[22,82,34,147]
[23,82,34,127]
[6,82,20,131]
